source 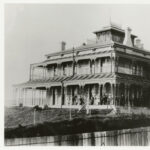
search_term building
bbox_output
[13,23,150,109]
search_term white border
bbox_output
[1,0,150,150]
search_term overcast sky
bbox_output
[5,4,150,105]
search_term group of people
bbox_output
[70,94,146,107]
[70,93,113,106]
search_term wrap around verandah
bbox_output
[13,73,150,109]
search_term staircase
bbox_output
[78,103,87,113]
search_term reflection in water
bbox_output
[5,126,150,146]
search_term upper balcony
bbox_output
[117,57,150,79]
[30,56,115,81]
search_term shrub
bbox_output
[33,105,42,111]
[43,104,49,110]
[19,103,23,107]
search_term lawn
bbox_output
[5,106,150,138]
[5,106,112,128]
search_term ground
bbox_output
[5,106,150,138]
[5,106,112,128]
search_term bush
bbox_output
[33,105,42,111]
[19,103,23,107]
[43,104,49,110]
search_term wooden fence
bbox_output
[5,126,150,146]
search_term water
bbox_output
[5,126,150,146]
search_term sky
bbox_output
[5,4,150,105]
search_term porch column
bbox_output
[57,63,61,76]
[140,86,143,106]
[115,56,119,73]
[110,83,114,105]
[99,58,102,73]
[25,88,27,106]
[40,89,42,106]
[15,88,19,106]
[127,85,130,107]
[45,87,48,105]
[31,66,35,80]
[99,84,102,104]
[90,59,96,74]
[93,59,96,74]
[115,84,119,106]
[21,88,24,105]
[19,88,23,105]
[64,86,67,105]
[113,84,116,105]
[18,88,23,106]
[43,65,47,79]
[42,89,45,106]
[110,54,113,73]
[38,90,41,106]
[111,56,115,73]
[21,88,24,106]
[36,89,39,106]
[19,88,22,105]
[24,88,26,106]
[65,86,69,105]
[102,83,105,96]
[42,66,44,79]
[47,87,52,106]
[32,88,35,106]
[44,88,47,106]
[131,60,135,75]
[16,88,19,106]
[124,84,128,106]
[33,88,36,106]
[78,84,81,105]
[79,84,85,104]
[41,89,44,106]
[45,66,48,79]
[76,60,79,75]
[31,88,33,106]
[60,85,64,107]
[25,88,28,106]
[85,84,90,114]
[70,86,73,105]
[90,59,92,74]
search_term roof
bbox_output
[114,42,150,56]
[14,72,150,88]
[45,42,113,58]
[14,73,115,87]
[93,24,137,38]
[45,25,138,58]
[93,24,125,34]
[116,73,150,84]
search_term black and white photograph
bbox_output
[3,1,150,147]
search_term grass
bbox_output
[5,106,150,139]
[5,106,112,128]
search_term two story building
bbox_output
[13,23,150,109]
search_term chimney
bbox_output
[140,43,144,49]
[61,41,66,51]
[135,38,141,48]
[135,38,144,49]
[123,27,133,47]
